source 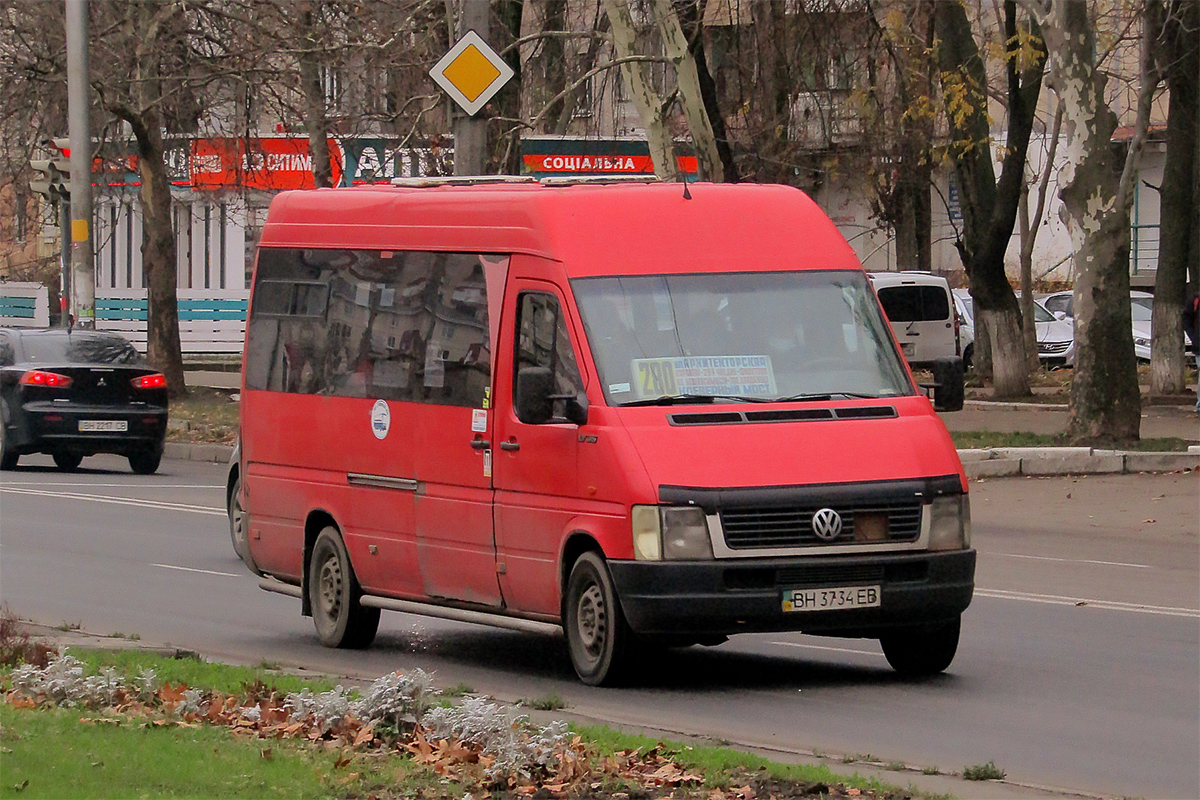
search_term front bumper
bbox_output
[608,549,975,637]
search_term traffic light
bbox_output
[29,138,71,201]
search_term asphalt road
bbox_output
[1,456,1197,799]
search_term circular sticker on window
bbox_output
[370,399,390,440]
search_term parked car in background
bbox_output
[870,272,960,369]
[0,328,168,473]
[1041,289,1195,364]
[951,289,1075,370]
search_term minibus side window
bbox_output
[246,248,495,408]
[514,292,583,423]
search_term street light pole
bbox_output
[66,0,94,328]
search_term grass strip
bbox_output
[951,431,1191,451]
[2,646,942,800]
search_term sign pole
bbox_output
[451,0,489,176]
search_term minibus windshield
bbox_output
[573,270,914,406]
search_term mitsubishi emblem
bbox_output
[812,507,843,541]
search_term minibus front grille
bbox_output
[719,501,922,548]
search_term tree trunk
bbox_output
[674,0,739,181]
[1150,0,1198,398]
[138,129,185,397]
[299,8,333,189]
[1017,187,1042,372]
[602,0,678,180]
[935,0,1041,399]
[127,1,185,398]
[649,0,721,181]
[490,0,524,175]
[1030,0,1141,445]
[1018,103,1063,373]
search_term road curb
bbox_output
[162,441,1200,478]
[960,446,1200,479]
[163,442,235,463]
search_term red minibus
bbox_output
[233,179,972,685]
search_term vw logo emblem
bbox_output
[812,507,843,541]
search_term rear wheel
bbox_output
[308,527,379,649]
[564,551,633,686]
[880,616,961,677]
[128,446,162,475]
[227,474,255,569]
[0,420,17,470]
[52,451,83,471]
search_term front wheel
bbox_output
[564,551,633,686]
[879,616,961,677]
[128,446,162,475]
[308,527,379,649]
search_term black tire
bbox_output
[308,526,379,649]
[227,474,255,570]
[880,616,961,677]
[564,551,633,686]
[0,419,18,470]
[52,451,83,472]
[962,344,974,372]
[128,446,162,475]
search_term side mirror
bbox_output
[515,366,589,426]
[1053,310,1067,321]
[928,356,964,412]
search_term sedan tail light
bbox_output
[20,369,73,388]
[131,373,167,390]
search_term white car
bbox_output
[869,272,959,368]
[1040,290,1194,364]
[952,289,1075,369]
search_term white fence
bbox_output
[0,282,51,328]
[95,288,248,354]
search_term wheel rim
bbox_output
[575,581,608,662]
[230,495,246,548]
[317,552,344,622]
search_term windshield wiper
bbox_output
[617,394,774,407]
[775,392,881,402]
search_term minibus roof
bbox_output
[258,181,862,278]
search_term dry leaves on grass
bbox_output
[6,662,884,800]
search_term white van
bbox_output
[869,272,960,369]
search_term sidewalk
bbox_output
[943,397,1200,478]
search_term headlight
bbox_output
[631,505,713,560]
[1134,337,1150,348]
[928,495,971,551]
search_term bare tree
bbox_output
[1018,103,1063,372]
[1149,0,1198,398]
[602,0,678,179]
[934,0,1046,399]
[1025,0,1151,445]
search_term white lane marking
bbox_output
[990,552,1150,569]
[0,482,223,489]
[768,641,880,657]
[0,486,224,516]
[976,588,1199,618]
[768,638,883,657]
[151,563,240,578]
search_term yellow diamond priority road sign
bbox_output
[430,31,514,116]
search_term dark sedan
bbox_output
[0,328,168,473]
